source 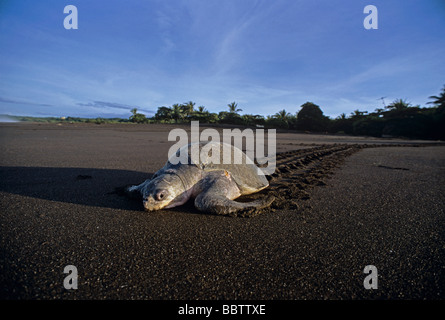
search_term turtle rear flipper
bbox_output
[194,171,274,216]
[195,193,275,217]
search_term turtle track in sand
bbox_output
[238,144,366,217]
[239,142,445,217]
[268,144,364,210]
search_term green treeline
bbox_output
[133,85,445,140]
[10,85,445,140]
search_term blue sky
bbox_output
[0,0,444,118]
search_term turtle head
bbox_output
[140,173,189,211]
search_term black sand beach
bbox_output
[0,123,444,300]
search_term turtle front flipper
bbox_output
[194,171,274,217]
[123,181,148,199]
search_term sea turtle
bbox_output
[127,141,274,216]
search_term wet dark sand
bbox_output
[0,123,444,300]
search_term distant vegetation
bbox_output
[5,85,445,140]
[7,115,128,124]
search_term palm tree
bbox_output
[350,109,367,118]
[181,101,195,117]
[172,104,183,123]
[274,109,290,121]
[427,85,445,109]
[129,107,147,123]
[386,99,410,111]
[337,113,347,120]
[228,102,242,114]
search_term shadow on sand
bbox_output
[0,166,155,211]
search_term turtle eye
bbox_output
[155,191,167,201]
